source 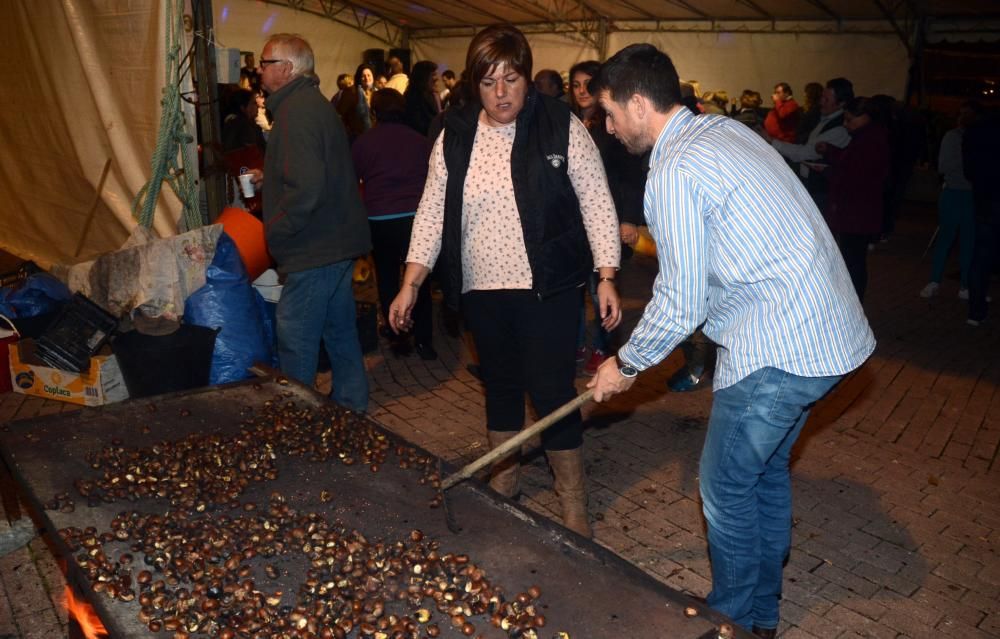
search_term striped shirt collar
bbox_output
[651,104,696,163]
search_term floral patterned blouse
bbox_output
[406,113,621,292]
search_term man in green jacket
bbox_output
[254,33,371,412]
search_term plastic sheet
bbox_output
[0,273,72,319]
[183,233,273,384]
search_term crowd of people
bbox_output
[227,28,997,639]
[222,42,994,354]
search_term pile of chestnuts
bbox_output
[58,393,566,638]
[71,397,439,511]
[63,493,552,638]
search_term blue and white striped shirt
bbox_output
[617,108,875,390]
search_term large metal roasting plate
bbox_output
[0,377,746,639]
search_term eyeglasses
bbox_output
[259,59,289,69]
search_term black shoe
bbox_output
[752,626,777,639]
[414,343,438,360]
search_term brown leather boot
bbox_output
[486,430,520,498]
[547,448,592,538]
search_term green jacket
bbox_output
[263,75,370,274]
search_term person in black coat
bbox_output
[403,60,441,137]
[964,108,1000,325]
[222,88,267,152]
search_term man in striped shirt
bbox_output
[588,44,875,638]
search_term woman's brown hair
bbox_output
[466,25,533,88]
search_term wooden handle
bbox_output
[441,388,594,491]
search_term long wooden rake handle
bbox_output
[441,388,595,491]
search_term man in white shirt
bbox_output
[384,56,409,94]
[771,77,854,210]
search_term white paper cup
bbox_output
[238,173,255,198]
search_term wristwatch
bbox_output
[618,357,638,378]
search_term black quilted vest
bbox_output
[439,89,591,310]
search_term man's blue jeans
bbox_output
[276,260,368,412]
[700,367,842,631]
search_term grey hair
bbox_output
[265,33,315,78]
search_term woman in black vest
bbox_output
[388,25,622,539]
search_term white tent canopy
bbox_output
[213,2,923,101]
[408,27,911,102]
[1,0,996,270]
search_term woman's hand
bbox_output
[388,286,416,334]
[596,279,622,331]
[389,263,431,334]
[814,141,829,155]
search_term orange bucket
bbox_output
[217,207,274,280]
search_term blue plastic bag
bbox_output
[0,273,72,318]
[183,233,273,384]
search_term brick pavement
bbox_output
[1,200,998,638]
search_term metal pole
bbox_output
[598,17,608,61]
[190,0,226,224]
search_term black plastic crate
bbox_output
[35,293,119,372]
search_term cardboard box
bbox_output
[8,339,129,406]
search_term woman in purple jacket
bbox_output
[815,97,890,302]
[351,88,436,359]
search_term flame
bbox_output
[64,586,108,639]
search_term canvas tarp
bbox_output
[0,0,954,272]
[0,0,185,270]
[0,0,389,271]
